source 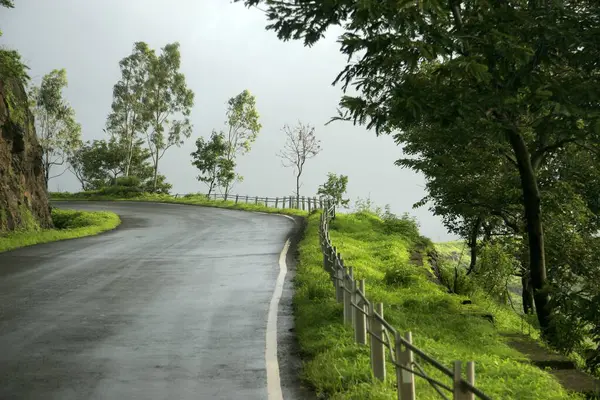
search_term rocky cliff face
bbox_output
[0,78,52,232]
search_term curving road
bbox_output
[0,201,308,400]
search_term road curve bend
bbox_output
[0,201,304,400]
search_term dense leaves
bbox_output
[238,0,600,364]
[29,69,82,188]
[317,173,349,207]
[191,131,235,196]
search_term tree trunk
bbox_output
[152,157,159,192]
[522,273,535,315]
[44,157,50,189]
[466,216,481,275]
[507,129,554,338]
[296,172,301,199]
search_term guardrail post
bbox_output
[370,302,386,381]
[336,255,345,303]
[245,195,249,203]
[396,331,415,400]
[235,194,239,204]
[354,279,367,345]
[343,267,353,326]
[453,361,475,400]
[308,198,312,212]
[275,197,279,208]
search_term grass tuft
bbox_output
[0,208,120,253]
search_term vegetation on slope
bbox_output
[50,190,309,217]
[0,208,120,253]
[293,210,581,400]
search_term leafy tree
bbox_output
[277,121,321,199]
[236,0,600,341]
[106,42,151,177]
[317,173,349,208]
[143,42,194,191]
[221,89,261,195]
[68,136,171,193]
[191,131,235,196]
[68,138,125,190]
[29,69,82,188]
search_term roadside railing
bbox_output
[320,204,492,400]
[173,192,326,211]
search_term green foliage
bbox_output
[472,240,520,304]
[106,42,151,177]
[191,130,234,196]
[68,137,171,194]
[292,211,579,399]
[0,49,29,85]
[0,208,120,253]
[317,172,349,207]
[238,0,600,343]
[143,42,194,191]
[114,176,141,187]
[220,89,262,195]
[29,69,82,187]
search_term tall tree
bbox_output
[29,69,82,188]
[317,173,349,208]
[236,0,600,340]
[191,131,235,196]
[144,42,194,191]
[106,42,151,177]
[277,121,321,198]
[222,89,261,196]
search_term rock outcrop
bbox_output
[0,77,52,232]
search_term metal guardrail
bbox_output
[319,204,493,400]
[173,192,326,211]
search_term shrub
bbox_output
[97,185,143,198]
[114,176,141,187]
[383,263,420,287]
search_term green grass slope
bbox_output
[0,208,121,253]
[293,211,581,400]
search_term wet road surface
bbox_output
[0,201,297,400]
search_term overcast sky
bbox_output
[0,0,457,242]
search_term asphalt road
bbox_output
[0,201,306,400]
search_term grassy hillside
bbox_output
[293,211,581,399]
[0,208,120,253]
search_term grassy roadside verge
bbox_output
[49,191,309,217]
[293,211,581,400]
[0,208,121,253]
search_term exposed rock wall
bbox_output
[0,78,52,232]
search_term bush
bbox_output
[435,259,476,296]
[383,263,420,287]
[114,176,141,187]
[97,185,144,198]
[383,213,421,242]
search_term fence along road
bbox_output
[0,201,303,400]
[320,204,493,400]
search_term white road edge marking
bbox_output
[266,234,292,400]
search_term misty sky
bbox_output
[0,0,458,242]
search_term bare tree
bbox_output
[278,121,321,200]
